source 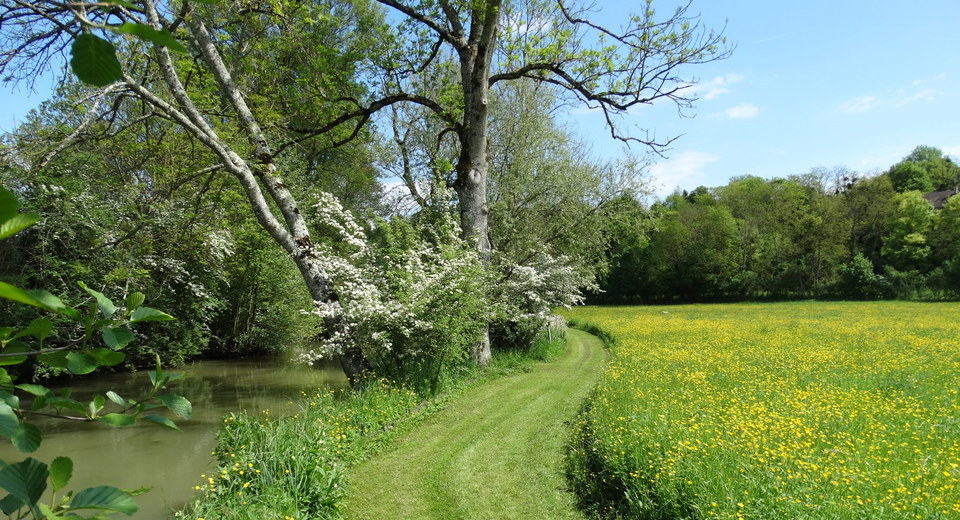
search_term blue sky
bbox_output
[3,1,959,199]
[569,0,960,196]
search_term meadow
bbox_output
[565,302,960,519]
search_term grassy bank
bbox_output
[564,302,960,519]
[342,328,606,520]
[177,332,571,520]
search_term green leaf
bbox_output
[0,403,19,439]
[129,307,175,323]
[101,326,134,350]
[38,350,69,369]
[29,396,46,412]
[0,187,19,221]
[0,342,27,366]
[124,292,145,312]
[0,370,12,394]
[68,486,137,515]
[157,393,191,419]
[0,284,72,315]
[114,23,188,54]
[70,33,122,87]
[0,458,47,506]
[0,392,17,410]
[0,213,39,240]
[46,397,84,415]
[140,414,180,431]
[11,423,41,453]
[98,414,135,427]
[90,348,124,367]
[106,391,125,408]
[78,282,116,318]
[66,353,99,375]
[13,318,53,342]
[49,457,72,492]
[14,385,49,398]
[0,494,22,515]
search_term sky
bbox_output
[2,1,959,199]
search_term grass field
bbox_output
[565,302,960,519]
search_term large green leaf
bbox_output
[66,353,98,375]
[0,284,80,320]
[98,414,135,427]
[90,348,125,367]
[0,370,12,394]
[0,403,18,439]
[157,393,191,419]
[0,342,28,366]
[140,414,180,432]
[0,458,47,506]
[101,326,134,350]
[38,350,68,369]
[13,318,53,342]
[123,292,145,312]
[14,385,49,397]
[70,34,122,87]
[49,457,72,492]
[129,307,175,323]
[68,486,137,515]
[0,187,19,221]
[78,282,116,318]
[0,494,22,515]
[0,213,39,240]
[11,423,41,453]
[114,23,188,54]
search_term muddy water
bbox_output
[0,355,347,519]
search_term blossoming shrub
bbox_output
[566,302,960,519]
[490,249,597,351]
[179,379,419,520]
[301,193,488,392]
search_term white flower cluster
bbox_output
[494,249,597,325]
[299,193,487,372]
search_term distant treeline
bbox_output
[594,145,960,303]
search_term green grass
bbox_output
[342,328,607,520]
[564,302,960,519]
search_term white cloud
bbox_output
[837,96,880,114]
[724,102,760,119]
[649,151,720,196]
[690,73,744,100]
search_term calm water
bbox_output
[0,355,347,519]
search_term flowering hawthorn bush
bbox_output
[302,193,488,391]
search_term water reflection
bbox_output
[0,355,347,519]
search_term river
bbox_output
[0,355,347,519]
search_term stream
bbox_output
[0,354,348,519]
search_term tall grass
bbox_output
[178,379,419,520]
[565,302,960,519]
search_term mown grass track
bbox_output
[343,328,605,520]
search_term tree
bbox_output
[888,145,960,192]
[373,0,728,361]
[881,191,934,272]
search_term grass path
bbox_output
[342,329,606,520]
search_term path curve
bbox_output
[343,328,606,520]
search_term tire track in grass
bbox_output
[343,329,606,520]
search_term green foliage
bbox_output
[179,380,420,520]
[0,186,189,518]
[834,253,891,300]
